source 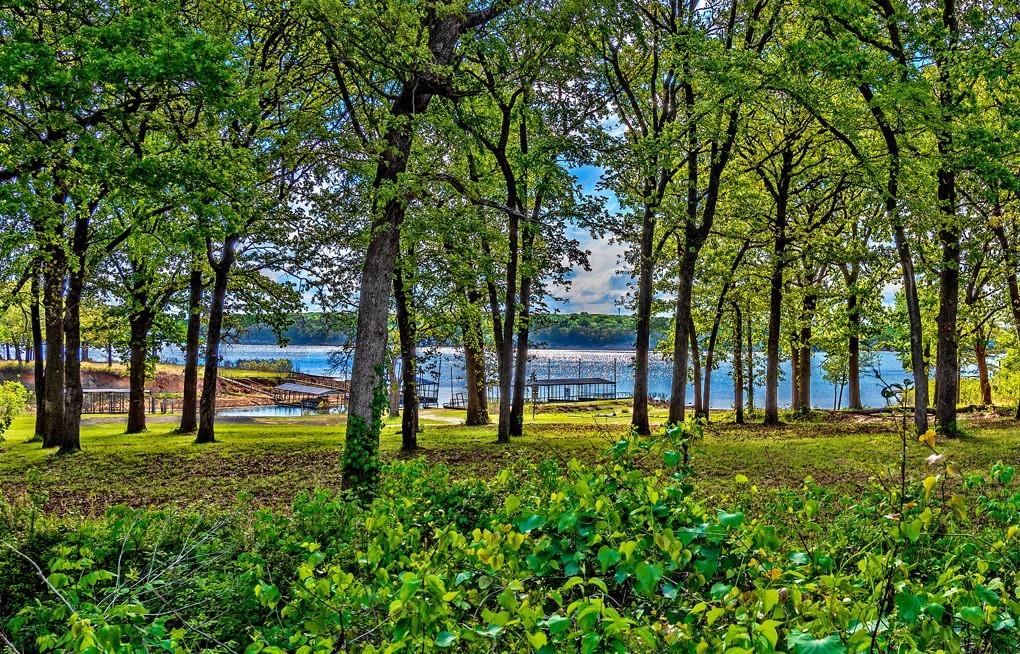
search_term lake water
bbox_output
[162,344,910,410]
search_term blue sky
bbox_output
[556,165,631,314]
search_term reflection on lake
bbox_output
[217,404,347,418]
[162,344,910,410]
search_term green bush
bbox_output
[0,380,28,443]
[226,359,294,373]
[2,421,1019,653]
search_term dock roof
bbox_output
[273,382,345,396]
[530,377,614,386]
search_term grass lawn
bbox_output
[2,401,1018,515]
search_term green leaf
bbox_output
[581,632,601,654]
[717,510,744,529]
[786,632,847,654]
[974,584,1000,606]
[546,614,570,634]
[789,552,810,565]
[597,546,621,571]
[435,631,457,648]
[635,561,663,595]
[901,520,921,542]
[895,590,924,623]
[960,605,985,627]
[517,514,546,533]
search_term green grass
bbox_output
[2,401,1019,515]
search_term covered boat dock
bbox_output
[272,381,348,410]
[82,388,154,414]
[487,377,618,404]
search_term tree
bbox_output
[190,3,321,444]
[103,215,190,434]
[432,4,598,442]
[178,259,205,434]
[797,0,932,432]
[740,98,845,424]
[0,0,247,452]
[325,1,506,495]
[584,0,687,435]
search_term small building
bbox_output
[82,388,153,414]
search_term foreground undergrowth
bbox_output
[1,420,1018,653]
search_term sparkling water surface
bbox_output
[161,344,911,414]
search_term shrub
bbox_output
[227,359,294,373]
[0,380,28,443]
[3,422,1019,653]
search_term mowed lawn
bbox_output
[1,402,1019,515]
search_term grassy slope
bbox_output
[0,359,289,381]
[1,401,1018,515]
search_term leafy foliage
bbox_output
[3,425,1018,652]
[0,381,28,443]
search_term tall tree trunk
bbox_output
[41,253,66,449]
[764,257,784,426]
[462,291,489,426]
[61,265,84,453]
[344,15,479,493]
[974,335,992,406]
[761,150,793,426]
[732,303,744,424]
[746,308,755,414]
[30,272,45,440]
[178,266,203,433]
[689,318,703,418]
[934,175,960,432]
[509,275,532,437]
[797,293,816,413]
[388,358,400,418]
[860,80,929,433]
[393,264,418,451]
[846,290,863,410]
[797,339,811,412]
[668,251,696,424]
[493,208,521,445]
[702,346,715,420]
[932,0,960,435]
[494,336,514,442]
[631,206,656,435]
[196,239,235,444]
[790,335,800,413]
[126,312,152,434]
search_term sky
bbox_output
[558,166,902,313]
[556,165,631,314]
